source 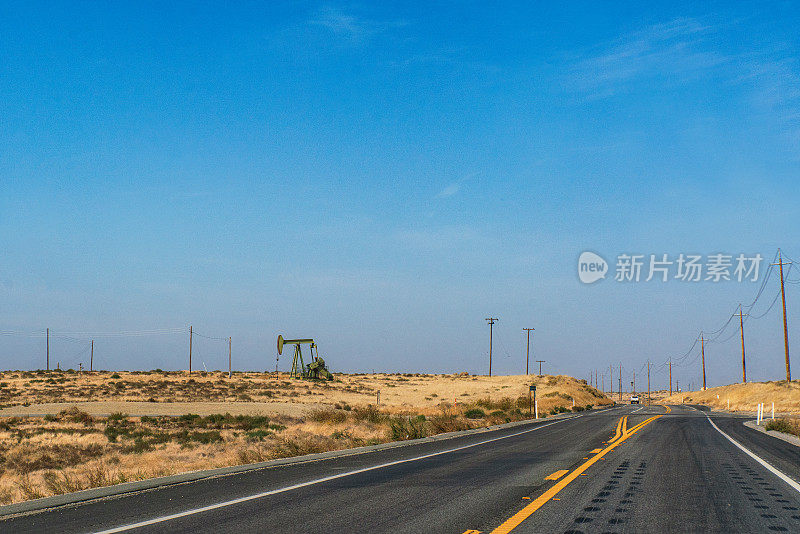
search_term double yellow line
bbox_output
[489,410,665,534]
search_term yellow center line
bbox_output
[545,469,569,481]
[489,415,663,534]
[608,416,623,443]
[661,404,672,414]
[621,415,628,434]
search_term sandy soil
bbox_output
[0,370,611,416]
[0,401,320,418]
[663,380,800,414]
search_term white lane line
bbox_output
[93,416,581,533]
[706,414,800,494]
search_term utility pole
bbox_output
[90,340,94,372]
[738,305,747,383]
[485,318,498,377]
[669,359,672,395]
[632,370,635,394]
[609,365,613,396]
[46,327,49,371]
[773,251,792,381]
[536,360,545,376]
[602,374,605,394]
[700,333,706,390]
[618,364,622,402]
[228,337,232,379]
[647,361,651,405]
[189,325,193,374]
[523,328,534,375]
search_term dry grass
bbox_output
[663,380,800,414]
[0,371,610,504]
[0,370,608,415]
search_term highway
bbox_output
[3,404,800,533]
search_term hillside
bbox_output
[663,380,800,414]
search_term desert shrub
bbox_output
[178,414,202,426]
[389,416,429,441]
[572,405,586,412]
[351,405,386,424]
[429,413,471,434]
[766,418,800,436]
[550,405,570,415]
[19,474,44,500]
[110,373,121,379]
[175,430,223,445]
[43,414,57,422]
[245,429,273,442]
[233,415,270,430]
[307,408,347,424]
[59,407,94,425]
[271,433,337,458]
[7,444,104,473]
[42,470,85,494]
[464,408,486,419]
[123,437,155,454]
[108,412,128,422]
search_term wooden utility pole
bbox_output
[632,370,635,394]
[189,325,193,374]
[536,360,545,376]
[46,328,49,371]
[523,328,534,375]
[773,251,792,381]
[647,361,651,405]
[485,318,498,377]
[669,359,672,395]
[228,337,232,379]
[90,340,94,372]
[618,364,622,402]
[738,305,747,383]
[610,365,616,396]
[700,333,707,390]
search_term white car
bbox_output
[630,395,640,404]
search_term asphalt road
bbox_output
[3,404,800,533]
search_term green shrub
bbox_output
[766,418,799,436]
[389,416,428,441]
[110,373,121,379]
[464,408,486,419]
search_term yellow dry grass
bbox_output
[0,371,608,416]
[0,371,610,505]
[663,380,800,414]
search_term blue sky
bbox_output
[1,2,799,390]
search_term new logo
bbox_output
[578,251,608,284]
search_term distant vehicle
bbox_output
[630,395,640,404]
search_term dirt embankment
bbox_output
[663,380,800,414]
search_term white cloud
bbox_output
[436,183,460,198]
[307,8,403,44]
